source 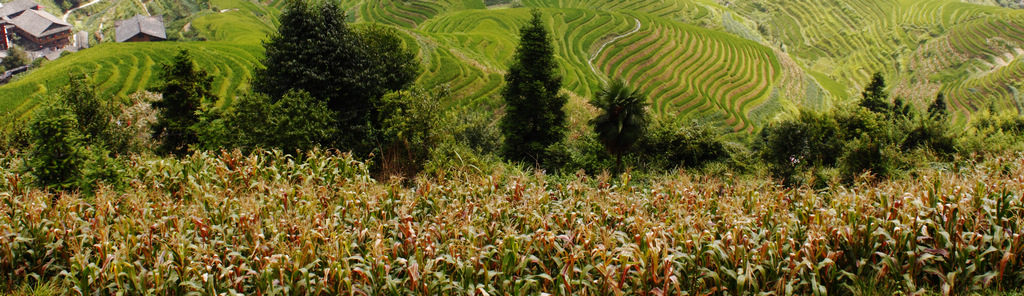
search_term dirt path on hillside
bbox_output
[589,18,641,84]
[62,0,102,22]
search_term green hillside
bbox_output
[2,0,1024,129]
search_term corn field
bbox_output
[1,149,1023,295]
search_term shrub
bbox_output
[0,119,30,152]
[838,133,906,182]
[903,116,958,157]
[103,91,159,155]
[758,110,845,183]
[220,90,338,154]
[424,106,506,178]
[373,89,442,178]
[640,117,730,171]
[1,45,30,70]
[544,132,614,175]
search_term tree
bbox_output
[859,72,890,114]
[26,102,88,191]
[225,90,338,153]
[251,0,418,150]
[1,45,30,70]
[589,80,648,172]
[152,50,213,156]
[373,89,442,177]
[928,93,948,119]
[59,74,109,140]
[252,0,365,111]
[357,25,420,101]
[499,10,567,166]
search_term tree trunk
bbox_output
[615,153,623,175]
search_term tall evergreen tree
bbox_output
[27,102,88,191]
[859,72,891,114]
[252,0,366,114]
[59,74,109,140]
[590,80,649,173]
[152,50,213,156]
[499,10,567,166]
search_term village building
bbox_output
[0,0,71,50]
[115,15,166,43]
[0,18,10,50]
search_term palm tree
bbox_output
[589,80,649,173]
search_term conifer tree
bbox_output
[152,50,213,156]
[27,103,87,191]
[499,10,567,166]
[859,72,891,114]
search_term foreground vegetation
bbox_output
[0,148,1022,295]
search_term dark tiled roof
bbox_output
[115,15,166,42]
[0,0,39,18]
[9,9,69,38]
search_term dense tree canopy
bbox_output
[226,90,338,153]
[152,50,213,156]
[252,0,418,146]
[500,10,567,166]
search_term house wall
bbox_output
[0,25,8,50]
[127,34,151,42]
[15,28,70,49]
[126,34,164,42]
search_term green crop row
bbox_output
[2,149,1024,295]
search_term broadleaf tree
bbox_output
[251,0,418,152]
[499,9,567,167]
[589,80,649,173]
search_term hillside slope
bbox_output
[1,0,1022,129]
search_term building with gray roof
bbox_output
[115,15,166,43]
[0,0,41,19]
[8,8,70,48]
[0,0,70,49]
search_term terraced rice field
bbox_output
[592,14,779,131]
[416,5,784,130]
[4,0,1024,129]
[0,41,262,124]
[0,0,272,124]
[733,0,1024,122]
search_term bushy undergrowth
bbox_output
[1,149,1023,295]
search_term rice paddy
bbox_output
[2,0,1024,129]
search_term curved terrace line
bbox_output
[588,17,640,84]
